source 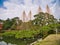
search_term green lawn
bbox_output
[33,34,60,45]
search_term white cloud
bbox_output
[32,0,41,5]
[7,0,24,4]
[54,6,60,19]
[0,0,39,21]
[24,0,32,5]
[0,0,60,21]
[0,1,23,20]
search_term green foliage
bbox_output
[2,30,41,39]
[15,30,34,38]
[0,12,59,42]
[2,31,17,37]
[57,23,60,29]
[40,25,51,38]
[15,30,41,39]
[2,25,55,39]
[1,17,22,30]
[33,12,56,26]
[3,18,13,30]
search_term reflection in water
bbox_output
[0,36,36,45]
[0,41,16,45]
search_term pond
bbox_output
[0,41,16,45]
[0,37,36,45]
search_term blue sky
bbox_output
[0,0,60,20]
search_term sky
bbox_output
[0,0,60,20]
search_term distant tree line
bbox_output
[0,12,60,41]
[0,12,60,31]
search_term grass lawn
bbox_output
[33,34,60,45]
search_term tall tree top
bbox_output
[28,10,32,20]
[23,11,26,16]
[46,5,50,14]
[22,10,26,22]
[38,6,42,13]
